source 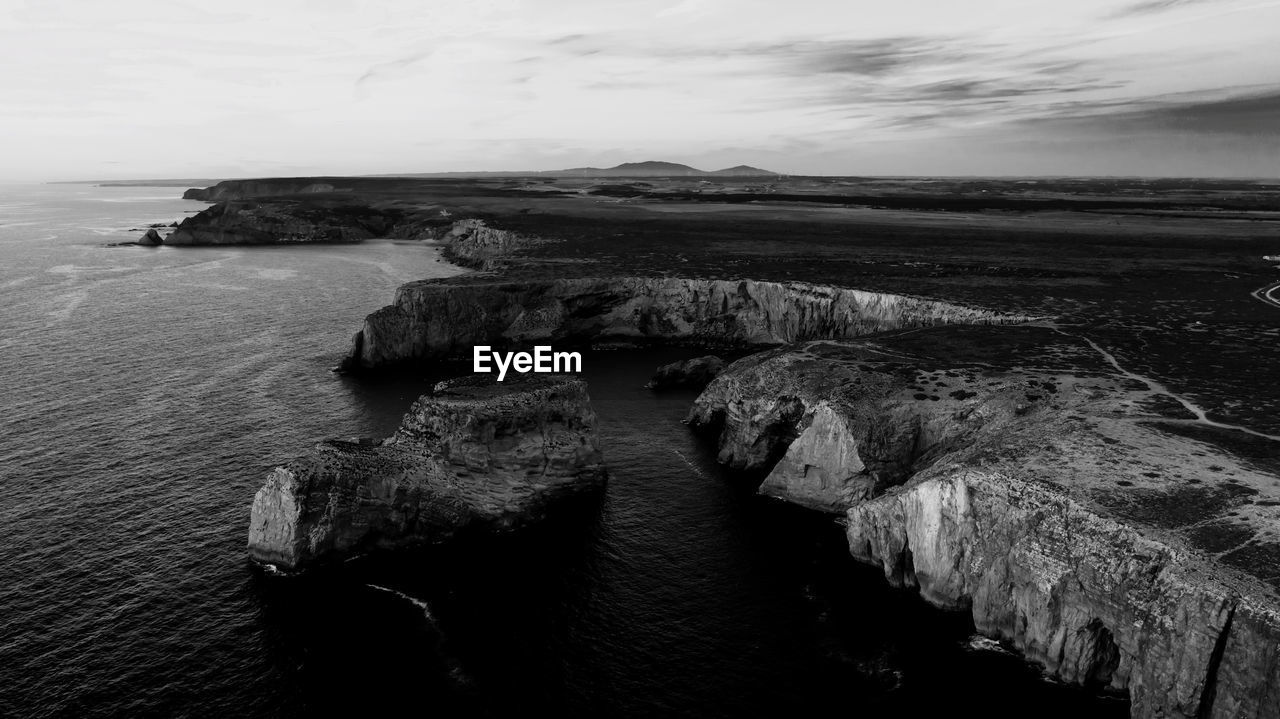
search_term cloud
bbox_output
[768,37,971,77]
[355,49,435,86]
[1110,0,1216,16]
[2,0,1276,179]
[716,41,1131,133]
[610,35,971,76]
[1032,87,1280,136]
[541,33,605,57]
[547,33,590,45]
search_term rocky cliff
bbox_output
[687,335,1052,500]
[166,199,397,245]
[438,219,537,270]
[275,197,1280,712]
[847,469,1279,718]
[647,355,726,390]
[183,179,348,201]
[247,374,606,569]
[687,325,1280,717]
[339,276,1028,372]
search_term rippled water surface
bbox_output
[0,184,1125,717]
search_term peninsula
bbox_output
[217,170,1280,717]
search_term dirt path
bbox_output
[1054,326,1280,443]
[1251,280,1280,309]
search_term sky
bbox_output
[1,0,1278,180]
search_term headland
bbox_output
[199,170,1280,717]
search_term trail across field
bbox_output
[1251,280,1280,309]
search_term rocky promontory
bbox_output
[183,179,347,201]
[339,275,1028,372]
[688,324,1280,717]
[218,175,1280,715]
[247,373,606,569]
[166,199,398,245]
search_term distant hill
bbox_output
[366,161,780,179]
[552,161,778,178]
[709,165,777,177]
[60,162,781,187]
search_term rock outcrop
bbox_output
[646,355,726,390]
[339,277,1028,372]
[687,335,1052,496]
[247,374,606,569]
[166,199,396,245]
[137,228,163,246]
[231,180,1280,712]
[183,179,348,201]
[688,325,1280,717]
[847,469,1279,718]
[439,219,536,270]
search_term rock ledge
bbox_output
[247,373,606,569]
[688,325,1280,718]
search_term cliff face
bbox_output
[686,339,1044,504]
[166,200,396,245]
[247,374,606,569]
[239,195,1280,711]
[687,326,1280,717]
[340,276,1027,372]
[183,180,347,201]
[847,471,1279,718]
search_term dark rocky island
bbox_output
[223,171,1280,716]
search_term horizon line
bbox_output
[38,172,1280,184]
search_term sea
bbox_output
[0,183,1127,717]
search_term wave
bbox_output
[366,584,436,623]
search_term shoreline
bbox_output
[221,182,1280,717]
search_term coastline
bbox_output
[292,203,1280,717]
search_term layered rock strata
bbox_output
[688,325,1280,717]
[339,277,1027,372]
[247,374,606,569]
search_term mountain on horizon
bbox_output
[555,161,778,177]
[359,161,780,179]
[79,161,780,186]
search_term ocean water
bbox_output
[0,184,1125,717]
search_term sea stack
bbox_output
[247,373,607,570]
